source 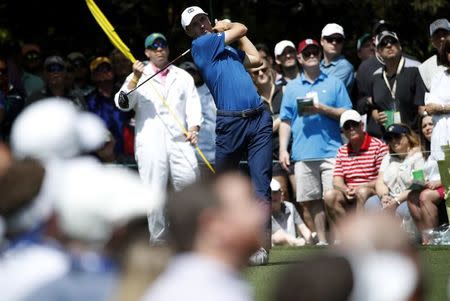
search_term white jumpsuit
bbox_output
[115,64,202,240]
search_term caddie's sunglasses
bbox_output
[147,40,168,50]
[324,36,344,44]
[378,37,398,49]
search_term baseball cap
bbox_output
[10,98,108,162]
[429,18,450,37]
[144,32,167,48]
[181,6,208,30]
[382,124,410,141]
[44,55,65,68]
[375,31,399,48]
[67,52,86,63]
[274,40,296,57]
[321,23,345,38]
[356,33,372,51]
[372,20,393,36]
[55,158,158,244]
[340,110,362,128]
[297,39,320,54]
[89,56,112,73]
[270,179,281,191]
[179,61,198,72]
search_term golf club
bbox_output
[118,48,191,108]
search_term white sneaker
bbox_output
[248,247,269,266]
[316,241,328,246]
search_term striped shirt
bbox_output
[334,133,388,187]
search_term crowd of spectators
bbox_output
[0,11,449,301]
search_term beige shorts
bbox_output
[295,158,335,202]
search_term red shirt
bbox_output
[334,133,388,187]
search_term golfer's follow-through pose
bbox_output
[182,6,273,264]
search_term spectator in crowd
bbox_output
[26,55,87,110]
[249,58,296,202]
[0,56,25,142]
[273,40,300,85]
[365,124,424,219]
[20,43,44,96]
[67,51,95,97]
[115,32,202,242]
[110,48,133,89]
[182,7,272,264]
[418,18,450,91]
[324,110,388,225]
[271,178,314,246]
[320,23,355,92]
[142,172,265,301]
[86,56,130,159]
[279,38,352,244]
[356,33,375,63]
[408,115,448,243]
[424,34,450,162]
[368,31,426,138]
[334,211,425,301]
[179,61,216,164]
[256,42,278,82]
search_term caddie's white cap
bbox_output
[322,23,345,38]
[181,6,208,30]
[340,110,362,128]
[270,178,281,191]
[274,40,296,57]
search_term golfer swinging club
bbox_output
[182,6,273,265]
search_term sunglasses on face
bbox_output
[0,68,8,76]
[343,121,360,131]
[378,37,398,48]
[94,64,113,73]
[45,63,65,73]
[301,47,320,59]
[252,67,268,76]
[324,36,344,44]
[147,40,168,50]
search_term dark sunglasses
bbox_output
[46,63,65,73]
[324,36,344,44]
[302,47,320,59]
[94,64,113,73]
[25,51,41,60]
[343,121,360,131]
[378,37,398,48]
[252,67,268,76]
[147,40,168,50]
[0,68,8,76]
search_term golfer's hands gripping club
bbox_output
[213,19,231,33]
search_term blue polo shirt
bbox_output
[280,72,352,161]
[191,33,261,111]
[320,55,355,91]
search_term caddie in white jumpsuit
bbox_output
[115,32,202,242]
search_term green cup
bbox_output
[384,110,395,128]
[412,169,425,182]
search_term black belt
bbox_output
[217,104,265,118]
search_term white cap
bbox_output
[181,6,208,30]
[55,158,160,244]
[321,23,345,38]
[10,98,108,162]
[274,40,296,57]
[270,179,281,191]
[429,18,450,36]
[340,109,362,128]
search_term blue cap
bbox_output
[144,33,167,48]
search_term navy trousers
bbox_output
[215,108,273,203]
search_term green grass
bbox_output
[244,246,450,301]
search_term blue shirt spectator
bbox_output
[320,55,355,91]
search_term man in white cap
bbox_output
[320,23,355,91]
[181,6,272,264]
[324,110,388,226]
[274,40,300,85]
[419,18,450,91]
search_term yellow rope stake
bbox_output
[86,0,215,173]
